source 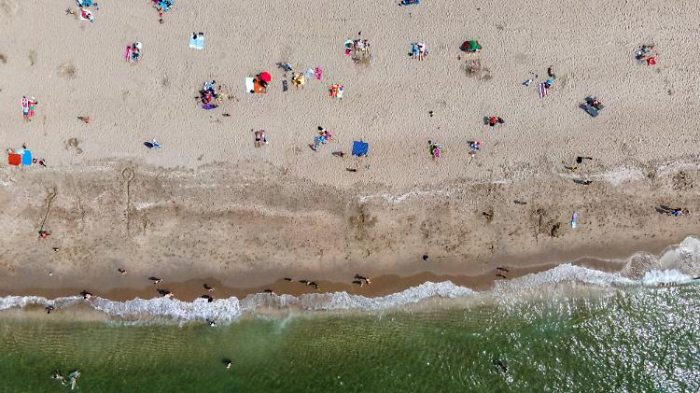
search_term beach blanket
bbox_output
[245,77,265,94]
[352,141,369,157]
[7,153,21,166]
[79,8,93,22]
[189,34,204,50]
[245,77,255,93]
[538,82,547,98]
[19,150,32,166]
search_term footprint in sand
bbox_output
[0,0,18,16]
[59,61,77,79]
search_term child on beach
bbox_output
[21,96,37,121]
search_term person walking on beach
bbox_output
[149,276,162,284]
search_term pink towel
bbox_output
[538,82,547,98]
[315,67,322,81]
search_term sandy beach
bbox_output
[1,0,700,299]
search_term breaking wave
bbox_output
[1,237,699,324]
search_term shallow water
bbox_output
[0,284,699,392]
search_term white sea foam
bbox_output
[0,238,698,324]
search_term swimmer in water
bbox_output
[52,370,66,383]
[494,359,508,374]
[79,290,92,299]
[223,359,232,369]
[207,319,217,327]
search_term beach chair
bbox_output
[580,104,598,117]
[585,96,604,110]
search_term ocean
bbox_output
[1,239,700,392]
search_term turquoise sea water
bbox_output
[0,282,698,392]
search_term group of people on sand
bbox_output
[348,39,372,56]
[198,80,227,110]
[310,126,334,151]
[125,42,143,63]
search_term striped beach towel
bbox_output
[538,82,547,98]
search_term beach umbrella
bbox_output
[462,40,482,52]
[259,72,272,83]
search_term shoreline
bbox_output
[0,236,692,303]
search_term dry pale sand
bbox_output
[0,0,700,297]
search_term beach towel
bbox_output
[581,104,598,118]
[401,0,419,5]
[314,67,323,81]
[337,86,344,99]
[189,34,204,50]
[202,103,218,110]
[79,8,93,22]
[245,77,255,93]
[538,82,547,98]
[20,150,32,166]
[124,46,131,61]
[352,141,369,157]
[7,153,21,166]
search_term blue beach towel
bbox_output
[21,150,32,166]
[352,141,369,157]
